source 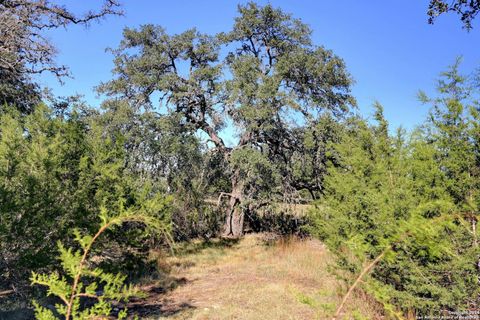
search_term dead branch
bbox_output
[217,192,233,206]
[0,289,15,297]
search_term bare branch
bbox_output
[0,0,123,78]
[0,0,122,112]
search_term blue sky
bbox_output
[41,0,480,133]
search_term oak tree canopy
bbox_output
[99,2,355,237]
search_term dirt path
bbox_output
[129,234,381,320]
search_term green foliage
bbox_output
[0,104,92,284]
[230,147,281,199]
[0,103,172,294]
[30,203,171,320]
[310,62,480,316]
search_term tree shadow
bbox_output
[126,277,193,318]
[126,237,240,318]
[0,238,241,319]
[129,300,195,318]
[0,308,34,320]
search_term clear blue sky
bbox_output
[41,0,480,132]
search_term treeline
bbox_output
[1,1,480,318]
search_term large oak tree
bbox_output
[99,2,355,238]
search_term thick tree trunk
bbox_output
[222,172,244,238]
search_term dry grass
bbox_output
[131,234,383,320]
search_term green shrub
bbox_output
[30,202,171,320]
[310,66,480,317]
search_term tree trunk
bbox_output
[222,171,244,238]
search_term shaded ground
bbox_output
[130,234,383,320]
